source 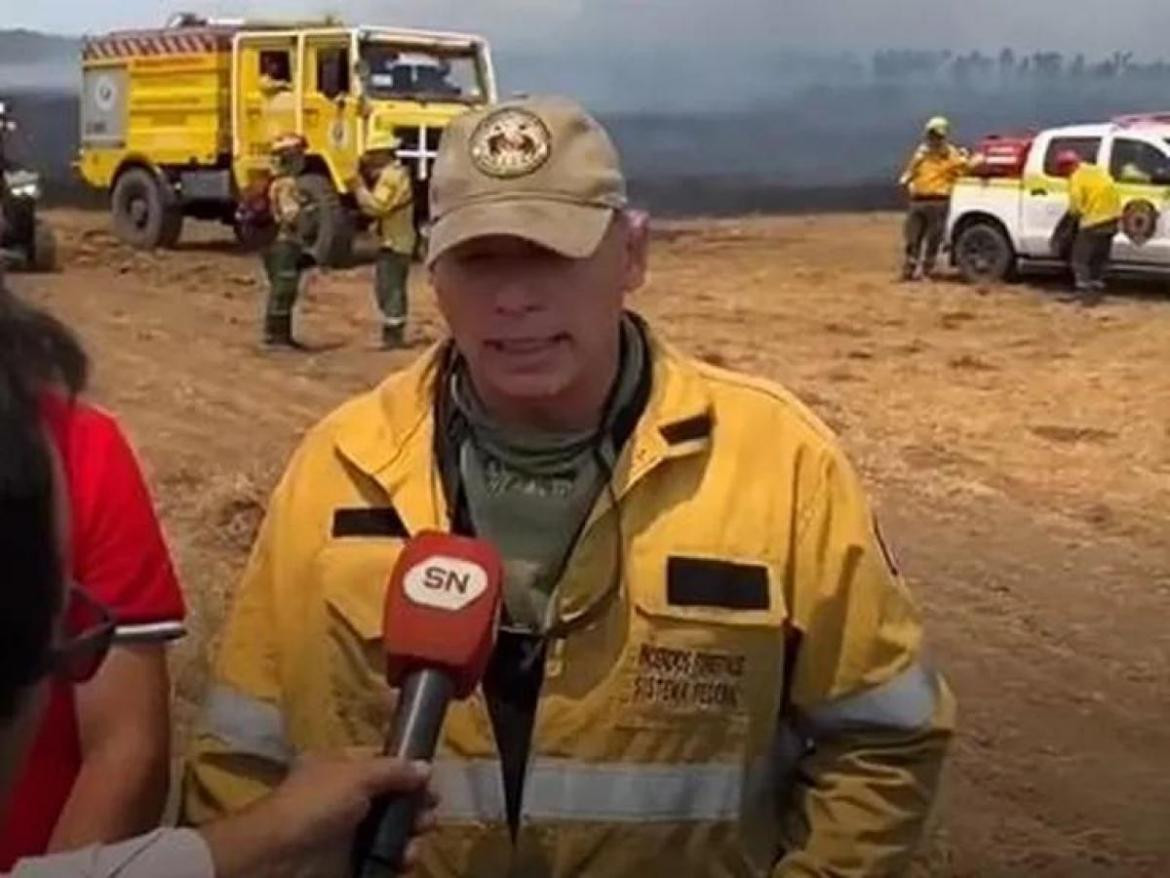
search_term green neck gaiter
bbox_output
[452,316,645,632]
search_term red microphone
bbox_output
[351,532,503,876]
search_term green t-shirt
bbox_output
[452,317,645,632]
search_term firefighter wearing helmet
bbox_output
[348,134,416,350]
[263,133,310,349]
[898,116,978,281]
[1053,149,1122,306]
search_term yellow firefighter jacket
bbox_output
[900,143,971,199]
[353,162,417,255]
[1069,164,1123,230]
[183,319,954,877]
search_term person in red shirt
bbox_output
[0,283,186,867]
[0,277,438,877]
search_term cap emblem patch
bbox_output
[469,108,552,179]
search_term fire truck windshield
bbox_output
[359,43,482,104]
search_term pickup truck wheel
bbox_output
[955,221,1014,284]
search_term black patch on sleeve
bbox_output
[331,507,410,539]
[666,556,770,610]
[660,414,713,446]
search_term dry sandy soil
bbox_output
[9,209,1169,876]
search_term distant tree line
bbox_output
[871,49,1170,84]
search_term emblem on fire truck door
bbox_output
[469,108,552,179]
[94,75,118,113]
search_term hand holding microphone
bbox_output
[196,751,437,878]
[351,531,504,877]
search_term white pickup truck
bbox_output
[946,114,1170,283]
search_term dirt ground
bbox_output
[9,209,1169,876]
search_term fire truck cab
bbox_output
[78,13,497,265]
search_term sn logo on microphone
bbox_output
[404,555,489,611]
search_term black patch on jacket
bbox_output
[331,507,410,539]
[666,556,770,610]
[779,624,804,718]
[660,414,713,446]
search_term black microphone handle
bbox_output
[351,668,455,878]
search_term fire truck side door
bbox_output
[234,36,299,184]
[1019,134,1103,258]
[303,36,360,188]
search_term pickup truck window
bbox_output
[1111,138,1170,184]
[1042,137,1102,176]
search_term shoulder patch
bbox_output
[660,413,713,445]
[332,507,410,539]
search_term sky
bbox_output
[4,0,1168,57]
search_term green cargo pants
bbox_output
[375,248,410,342]
[263,238,304,319]
[903,197,950,279]
[1071,219,1118,295]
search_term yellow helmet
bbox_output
[925,116,950,136]
[271,132,308,155]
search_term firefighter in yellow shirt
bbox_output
[186,97,954,877]
[1054,150,1122,306]
[349,135,417,349]
[899,116,975,281]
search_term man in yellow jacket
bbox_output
[350,135,417,349]
[1054,150,1122,306]
[899,116,973,281]
[185,96,955,877]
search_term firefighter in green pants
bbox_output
[350,135,416,349]
[263,133,309,349]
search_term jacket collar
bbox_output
[331,316,715,532]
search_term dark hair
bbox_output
[0,279,87,721]
[0,280,88,399]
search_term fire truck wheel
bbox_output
[296,173,354,268]
[233,219,277,251]
[111,168,184,250]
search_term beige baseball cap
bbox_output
[426,96,628,266]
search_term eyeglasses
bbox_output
[44,585,116,684]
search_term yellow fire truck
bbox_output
[78,13,497,265]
